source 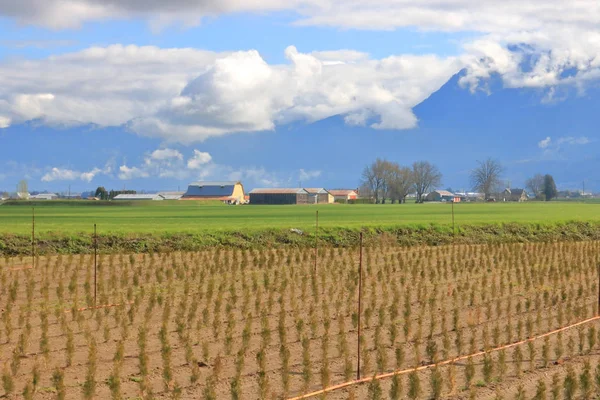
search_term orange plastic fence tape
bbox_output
[287,315,600,400]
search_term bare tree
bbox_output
[361,158,387,203]
[525,174,544,199]
[412,161,442,203]
[379,160,397,204]
[470,158,504,200]
[389,165,413,203]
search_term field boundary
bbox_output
[287,315,600,400]
[3,221,600,255]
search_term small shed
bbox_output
[328,189,358,203]
[249,188,310,205]
[304,188,334,204]
[425,190,455,202]
[113,194,164,201]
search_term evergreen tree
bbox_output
[543,175,558,201]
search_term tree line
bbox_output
[360,159,442,203]
[94,187,136,200]
[361,158,559,203]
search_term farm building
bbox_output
[249,188,310,205]
[9,192,30,200]
[157,191,185,200]
[30,193,58,200]
[113,194,164,201]
[425,190,456,202]
[502,188,528,202]
[329,189,358,202]
[305,188,334,204]
[182,181,245,202]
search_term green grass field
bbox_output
[1,200,599,235]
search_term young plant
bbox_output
[465,357,475,387]
[551,373,560,400]
[1,365,13,398]
[580,360,592,399]
[52,367,66,400]
[532,379,546,400]
[514,383,525,400]
[389,374,401,400]
[430,366,443,399]
[367,377,382,400]
[408,369,421,400]
[563,365,578,400]
[513,345,523,377]
[483,353,493,384]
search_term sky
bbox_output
[1,1,600,193]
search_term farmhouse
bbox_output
[425,190,456,202]
[182,181,245,202]
[502,188,528,202]
[249,188,310,205]
[328,189,358,202]
[113,194,164,201]
[304,188,334,204]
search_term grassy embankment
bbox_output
[1,200,599,254]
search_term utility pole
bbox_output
[357,232,363,380]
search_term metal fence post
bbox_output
[314,210,319,273]
[357,231,363,380]
[94,223,97,306]
[31,207,35,268]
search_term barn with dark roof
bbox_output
[182,181,245,202]
[249,188,310,205]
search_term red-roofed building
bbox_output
[328,189,358,203]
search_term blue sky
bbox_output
[0,1,599,193]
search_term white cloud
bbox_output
[0,2,599,142]
[556,136,591,146]
[130,46,463,141]
[118,165,149,180]
[0,44,463,142]
[187,150,212,169]
[537,135,591,156]
[118,148,213,180]
[0,44,220,129]
[0,115,10,128]
[41,166,104,182]
[0,0,295,29]
[228,167,282,187]
[538,137,552,149]
[310,50,370,63]
[150,148,183,161]
[299,168,321,181]
[3,1,598,35]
